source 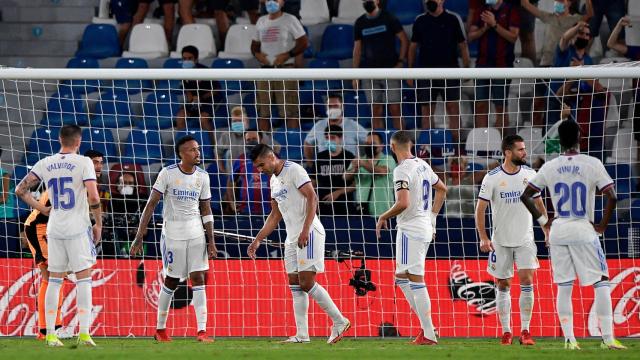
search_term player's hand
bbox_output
[41,206,51,217]
[479,238,494,253]
[297,231,309,249]
[375,217,388,239]
[322,190,341,202]
[273,53,290,66]
[207,242,218,259]
[542,224,550,247]
[130,235,144,257]
[352,79,359,91]
[92,224,102,245]
[618,16,631,28]
[247,239,261,259]
[481,11,497,28]
[593,223,607,235]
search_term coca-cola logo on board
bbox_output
[449,261,497,316]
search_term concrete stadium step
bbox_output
[0,23,88,41]
[0,39,79,56]
[2,6,95,23]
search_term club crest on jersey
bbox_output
[195,177,202,188]
[499,181,507,188]
[523,178,529,187]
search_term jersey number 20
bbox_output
[554,181,586,218]
[47,177,75,210]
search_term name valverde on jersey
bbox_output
[478,165,539,247]
[393,157,440,237]
[30,153,96,240]
[153,164,211,240]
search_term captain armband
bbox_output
[89,203,101,210]
[394,181,409,192]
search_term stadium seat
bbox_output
[62,57,100,95]
[110,58,154,94]
[75,24,121,59]
[605,163,637,199]
[27,127,60,165]
[217,24,256,60]
[302,25,315,58]
[417,129,455,167]
[205,162,227,214]
[465,127,502,163]
[343,90,372,126]
[300,0,330,25]
[630,198,640,221]
[122,23,169,59]
[44,91,89,127]
[170,24,217,59]
[316,24,354,60]
[301,59,341,90]
[11,164,32,218]
[332,0,363,24]
[173,130,215,162]
[517,127,543,156]
[607,128,639,164]
[79,128,119,163]
[122,129,164,164]
[156,58,186,92]
[211,58,250,93]
[444,0,469,20]
[599,58,633,92]
[386,0,424,25]
[93,90,134,128]
[630,1,640,16]
[109,163,148,196]
[139,91,180,129]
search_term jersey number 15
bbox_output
[47,177,75,210]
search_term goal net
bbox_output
[0,65,638,338]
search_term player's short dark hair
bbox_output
[558,120,581,150]
[59,125,82,146]
[390,130,413,147]
[501,134,525,153]
[250,143,273,162]
[182,45,199,59]
[327,92,343,103]
[324,124,343,138]
[175,135,197,159]
[83,149,104,159]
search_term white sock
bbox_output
[594,281,614,342]
[395,277,416,313]
[557,281,576,343]
[307,283,345,324]
[45,277,63,335]
[520,284,534,332]
[157,285,175,330]
[497,287,512,333]
[289,285,309,339]
[77,278,93,335]
[192,285,207,332]
[409,281,436,341]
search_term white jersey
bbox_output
[270,160,324,243]
[478,165,539,247]
[528,153,614,245]
[253,13,306,65]
[30,153,96,240]
[393,157,440,236]
[152,164,211,240]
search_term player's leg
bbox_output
[156,234,186,341]
[488,243,514,344]
[284,242,309,342]
[69,229,98,346]
[386,80,402,130]
[514,241,539,345]
[394,232,417,313]
[161,1,176,43]
[187,236,213,342]
[549,244,579,348]
[43,237,68,346]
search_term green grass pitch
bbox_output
[1,338,638,359]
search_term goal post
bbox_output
[0,65,638,338]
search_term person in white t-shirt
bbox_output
[521,120,626,350]
[16,125,102,347]
[251,0,308,130]
[247,144,350,344]
[131,135,218,343]
[375,131,447,345]
[475,134,547,346]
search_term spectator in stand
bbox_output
[251,0,308,130]
[352,0,408,131]
[0,148,16,220]
[84,149,111,212]
[206,0,260,49]
[175,46,215,134]
[303,93,368,168]
[468,0,520,130]
[224,130,272,215]
[589,0,625,36]
[311,125,357,216]
[344,132,395,217]
[260,0,300,18]
[408,0,470,146]
[105,172,143,257]
[131,0,177,43]
[110,0,138,46]
[521,0,593,128]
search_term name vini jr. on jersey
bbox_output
[500,190,522,204]
[172,188,199,201]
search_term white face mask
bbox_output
[119,185,134,196]
[327,108,342,120]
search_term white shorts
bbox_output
[395,230,431,276]
[284,228,325,274]
[550,238,609,286]
[487,241,539,279]
[48,228,96,273]
[160,233,209,279]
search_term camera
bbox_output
[348,259,377,297]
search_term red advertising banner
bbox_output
[1,259,639,338]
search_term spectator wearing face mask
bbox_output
[303,93,368,168]
[311,124,357,216]
[104,172,143,257]
[175,45,216,134]
[344,132,396,217]
[224,130,272,215]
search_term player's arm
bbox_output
[475,198,493,252]
[296,182,318,249]
[432,179,447,216]
[520,185,550,230]
[85,179,103,244]
[15,173,49,214]
[375,186,410,239]
[200,199,217,259]
[248,200,282,259]
[130,190,162,256]
[595,186,617,234]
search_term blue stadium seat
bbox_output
[61,57,100,95]
[303,26,314,58]
[156,58,185,92]
[274,130,304,161]
[75,24,121,59]
[631,198,640,221]
[11,164,32,218]
[605,163,636,199]
[122,129,164,164]
[205,162,227,214]
[387,0,424,25]
[43,91,89,127]
[93,90,134,128]
[211,58,252,93]
[27,127,60,165]
[444,0,469,20]
[316,24,354,60]
[139,91,180,129]
[343,90,372,126]
[173,130,215,162]
[302,59,342,90]
[417,129,455,167]
[110,58,153,94]
[79,128,119,163]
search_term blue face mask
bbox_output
[485,0,498,5]
[553,1,565,14]
[265,0,280,14]
[326,140,338,152]
[182,60,195,69]
[231,121,245,133]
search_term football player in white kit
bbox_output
[131,135,218,343]
[520,120,626,350]
[16,125,102,347]
[475,134,547,346]
[247,144,351,344]
[375,131,447,345]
